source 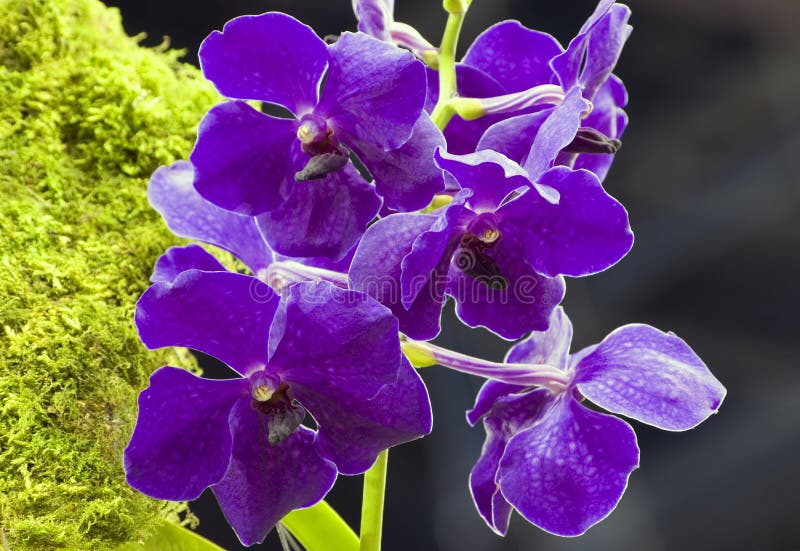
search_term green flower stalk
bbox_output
[0,0,219,548]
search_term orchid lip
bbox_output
[294,151,349,181]
[247,376,305,445]
[453,235,506,289]
[454,213,506,288]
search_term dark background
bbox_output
[105,1,800,549]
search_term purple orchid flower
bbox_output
[190,13,444,260]
[349,149,633,340]
[429,0,630,182]
[424,16,565,155]
[149,160,355,275]
[466,307,726,536]
[476,0,632,181]
[125,249,432,545]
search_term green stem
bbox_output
[282,500,359,551]
[430,5,468,130]
[359,449,389,551]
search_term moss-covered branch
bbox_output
[0,0,218,548]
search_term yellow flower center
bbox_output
[480,228,500,244]
[252,384,274,402]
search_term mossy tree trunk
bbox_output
[0,1,219,548]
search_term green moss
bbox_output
[0,0,219,548]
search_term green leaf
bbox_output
[282,500,360,551]
[116,522,224,551]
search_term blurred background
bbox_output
[105,0,800,549]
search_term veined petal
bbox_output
[400,198,467,308]
[148,161,273,274]
[551,2,631,100]
[467,380,526,426]
[476,109,552,166]
[470,388,554,535]
[574,325,726,431]
[480,79,626,181]
[505,306,573,371]
[579,0,618,34]
[295,356,432,474]
[255,162,380,260]
[400,226,453,309]
[135,270,279,375]
[463,20,562,92]
[212,405,337,546]
[580,5,632,100]
[350,213,445,340]
[550,0,615,92]
[434,148,559,211]
[318,32,425,151]
[124,367,247,501]
[151,245,226,284]
[353,0,394,41]
[191,101,296,216]
[269,282,401,392]
[447,236,566,340]
[498,167,633,278]
[350,114,445,212]
[199,12,328,113]
[498,396,639,537]
[471,426,514,535]
[522,88,590,182]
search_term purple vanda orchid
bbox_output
[423,22,558,156]
[349,149,633,340]
[466,307,726,536]
[148,160,355,278]
[475,0,632,181]
[432,0,630,182]
[191,12,444,260]
[125,248,432,545]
